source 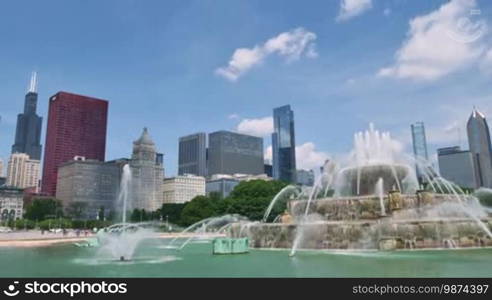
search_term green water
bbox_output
[0,239,491,277]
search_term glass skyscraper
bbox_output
[178,133,207,176]
[467,108,492,188]
[12,72,43,160]
[410,122,429,183]
[272,105,296,183]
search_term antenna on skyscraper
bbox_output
[28,71,37,93]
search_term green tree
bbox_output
[157,203,186,224]
[220,180,288,221]
[66,202,88,219]
[24,198,63,221]
[180,195,220,226]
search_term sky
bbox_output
[1,0,492,176]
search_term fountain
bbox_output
[96,164,155,261]
[228,124,492,253]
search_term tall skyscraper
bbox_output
[130,128,164,211]
[178,132,207,176]
[208,131,264,176]
[0,158,3,177]
[272,105,296,183]
[437,146,477,189]
[411,122,429,183]
[467,108,492,188]
[41,92,108,196]
[11,72,43,160]
[6,153,40,191]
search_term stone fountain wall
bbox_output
[229,192,492,250]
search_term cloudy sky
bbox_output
[1,0,492,175]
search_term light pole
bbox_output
[166,215,169,232]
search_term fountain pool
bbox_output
[0,240,491,277]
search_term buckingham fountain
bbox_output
[228,124,492,254]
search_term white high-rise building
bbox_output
[6,153,40,191]
[0,158,4,177]
[163,175,205,204]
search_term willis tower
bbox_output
[12,72,43,160]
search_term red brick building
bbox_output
[41,92,108,196]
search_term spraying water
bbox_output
[375,177,386,216]
[118,164,132,223]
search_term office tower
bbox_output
[0,158,3,177]
[56,157,120,219]
[163,175,206,204]
[11,72,43,160]
[6,153,40,190]
[272,105,296,182]
[296,169,315,186]
[207,131,263,176]
[130,128,164,211]
[206,177,239,198]
[178,133,207,176]
[411,122,429,183]
[437,146,477,189]
[467,108,492,188]
[41,92,108,196]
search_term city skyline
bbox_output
[2,0,492,176]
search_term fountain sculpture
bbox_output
[228,124,492,253]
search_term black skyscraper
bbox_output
[11,72,43,160]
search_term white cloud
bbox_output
[383,8,391,17]
[227,113,240,120]
[378,0,487,81]
[216,27,317,81]
[336,0,373,22]
[236,116,273,137]
[296,142,330,170]
[480,48,492,74]
[264,142,330,171]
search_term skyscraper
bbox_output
[130,128,164,211]
[208,131,264,176]
[467,107,492,188]
[178,132,207,176]
[272,105,296,183]
[411,122,429,183]
[437,146,477,189]
[11,72,43,160]
[41,92,108,196]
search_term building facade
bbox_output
[41,92,108,196]
[206,178,239,198]
[296,169,315,186]
[0,158,3,177]
[467,108,492,188]
[272,105,296,183]
[178,132,207,177]
[411,122,429,183]
[6,153,40,191]
[56,157,121,219]
[0,186,24,220]
[437,146,477,189]
[130,128,164,211]
[12,72,43,160]
[163,175,205,204]
[208,131,263,176]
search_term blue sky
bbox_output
[1,0,492,176]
